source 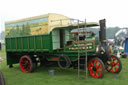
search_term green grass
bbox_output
[0,46,128,85]
[0,45,6,59]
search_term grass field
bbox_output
[0,46,128,85]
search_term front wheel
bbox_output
[88,57,105,78]
[106,55,122,73]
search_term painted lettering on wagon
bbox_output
[69,43,93,50]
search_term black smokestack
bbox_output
[98,19,110,63]
[99,19,106,45]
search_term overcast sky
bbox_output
[0,0,128,33]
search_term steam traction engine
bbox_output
[5,13,122,78]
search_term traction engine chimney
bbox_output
[99,19,106,45]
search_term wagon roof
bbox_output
[52,22,99,31]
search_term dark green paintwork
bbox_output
[5,28,99,65]
[6,34,52,52]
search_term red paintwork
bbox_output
[107,56,120,73]
[52,57,59,60]
[20,56,32,73]
[88,58,103,78]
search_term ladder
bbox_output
[77,19,88,80]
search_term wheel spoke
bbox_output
[112,57,116,61]
[111,67,114,72]
[96,64,101,69]
[91,63,94,67]
[108,66,112,72]
[115,62,119,65]
[97,69,102,73]
[114,66,118,71]
[94,61,98,66]
[95,72,99,77]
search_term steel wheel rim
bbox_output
[20,56,32,73]
[107,56,120,73]
[88,59,103,78]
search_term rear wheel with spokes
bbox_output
[88,57,105,78]
[20,55,36,73]
[106,55,122,73]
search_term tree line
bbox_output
[0,26,127,40]
[6,23,31,37]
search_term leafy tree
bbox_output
[15,25,21,37]
[25,23,31,35]
[21,24,25,36]
[21,23,31,36]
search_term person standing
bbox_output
[0,42,1,51]
[0,72,5,85]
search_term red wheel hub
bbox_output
[88,59,103,78]
[107,56,120,73]
[20,56,32,73]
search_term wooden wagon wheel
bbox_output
[106,55,122,73]
[19,55,36,73]
[88,57,105,78]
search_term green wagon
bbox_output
[5,13,122,78]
